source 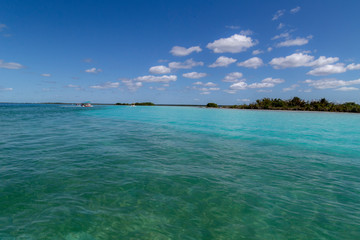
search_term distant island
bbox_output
[116,102,155,106]
[207,97,360,113]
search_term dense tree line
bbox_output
[222,97,360,113]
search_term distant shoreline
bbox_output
[1,98,360,114]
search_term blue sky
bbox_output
[1,0,360,104]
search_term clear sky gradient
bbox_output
[1,0,360,104]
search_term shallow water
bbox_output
[1,104,359,239]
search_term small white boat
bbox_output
[81,103,93,107]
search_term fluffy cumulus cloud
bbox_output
[237,57,263,69]
[182,72,207,79]
[41,73,51,77]
[304,78,360,90]
[307,63,347,76]
[209,56,237,68]
[168,59,204,69]
[134,75,177,83]
[0,59,24,69]
[222,72,243,82]
[229,81,247,90]
[85,68,102,73]
[90,82,120,89]
[207,34,256,53]
[347,63,360,70]
[170,46,202,56]
[272,9,285,20]
[277,36,312,47]
[229,77,284,91]
[149,65,171,74]
[269,53,339,69]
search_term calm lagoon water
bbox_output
[0,104,359,239]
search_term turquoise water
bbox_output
[1,104,360,240]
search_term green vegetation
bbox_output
[135,102,155,106]
[115,103,130,105]
[225,97,360,113]
[206,103,218,108]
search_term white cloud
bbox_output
[0,87,13,91]
[237,57,263,69]
[207,34,256,53]
[290,6,301,14]
[168,59,204,69]
[277,23,285,29]
[229,77,283,91]
[335,87,358,91]
[267,47,273,52]
[182,72,207,79]
[307,63,347,76]
[170,46,202,56]
[41,73,51,77]
[149,65,171,74]
[248,82,275,88]
[90,82,120,89]
[277,36,311,47]
[269,53,339,69]
[272,9,285,20]
[204,82,217,87]
[309,56,339,66]
[304,78,360,89]
[272,32,290,40]
[230,81,247,90]
[192,82,219,94]
[122,79,143,91]
[262,77,284,84]
[252,49,263,55]
[193,81,217,87]
[0,59,24,69]
[85,68,102,73]
[222,72,243,82]
[193,81,203,85]
[134,75,177,83]
[200,91,211,95]
[209,56,237,68]
[283,84,300,92]
[347,63,360,70]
